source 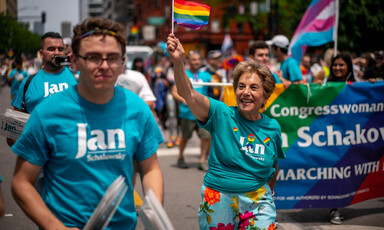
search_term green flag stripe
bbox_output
[174,12,209,21]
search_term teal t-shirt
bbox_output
[280,57,303,82]
[12,86,163,229]
[8,69,28,96]
[198,98,285,193]
[11,67,77,113]
[273,73,281,84]
[179,69,211,120]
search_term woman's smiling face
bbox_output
[332,58,349,79]
[235,72,266,121]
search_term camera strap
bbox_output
[22,73,36,113]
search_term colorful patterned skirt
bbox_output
[198,184,277,230]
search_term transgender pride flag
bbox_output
[289,0,338,63]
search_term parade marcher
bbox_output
[326,52,355,224]
[171,50,212,171]
[63,37,73,56]
[200,50,225,100]
[116,58,156,110]
[268,35,304,83]
[167,34,284,230]
[249,40,291,88]
[7,58,28,100]
[7,32,78,152]
[10,32,78,115]
[0,58,11,86]
[11,17,164,229]
[327,53,356,83]
[300,54,314,83]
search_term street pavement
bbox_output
[0,85,383,229]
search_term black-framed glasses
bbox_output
[76,53,123,66]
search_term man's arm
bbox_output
[12,156,79,230]
[166,34,210,123]
[275,70,291,88]
[138,154,164,205]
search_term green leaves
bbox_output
[0,13,40,58]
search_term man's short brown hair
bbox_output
[72,17,126,55]
[249,40,269,56]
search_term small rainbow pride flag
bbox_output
[173,0,211,30]
[264,137,271,146]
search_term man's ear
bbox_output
[70,54,79,71]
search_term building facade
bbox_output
[0,0,17,16]
[79,0,104,23]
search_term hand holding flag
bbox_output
[166,34,185,62]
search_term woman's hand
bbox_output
[166,34,185,62]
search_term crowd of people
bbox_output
[0,16,383,229]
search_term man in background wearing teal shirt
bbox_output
[172,51,212,171]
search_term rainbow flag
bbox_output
[173,0,210,30]
[263,137,271,146]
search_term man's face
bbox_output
[253,48,270,65]
[16,63,22,71]
[302,56,311,69]
[72,35,124,94]
[208,57,222,70]
[188,53,201,72]
[40,38,65,71]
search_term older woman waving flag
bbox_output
[166,33,285,230]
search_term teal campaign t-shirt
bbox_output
[12,86,163,229]
[198,98,285,193]
[179,69,211,120]
[280,57,303,82]
[8,69,28,96]
[11,67,77,113]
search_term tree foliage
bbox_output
[337,0,384,53]
[0,13,41,59]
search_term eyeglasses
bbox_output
[76,53,123,67]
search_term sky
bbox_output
[18,0,79,37]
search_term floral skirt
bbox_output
[198,184,277,230]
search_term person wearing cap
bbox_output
[63,37,73,56]
[200,50,226,100]
[11,17,164,229]
[267,35,304,83]
[249,40,291,88]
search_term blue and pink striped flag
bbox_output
[289,0,338,63]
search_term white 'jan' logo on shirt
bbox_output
[239,136,265,155]
[44,82,69,97]
[75,123,126,159]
